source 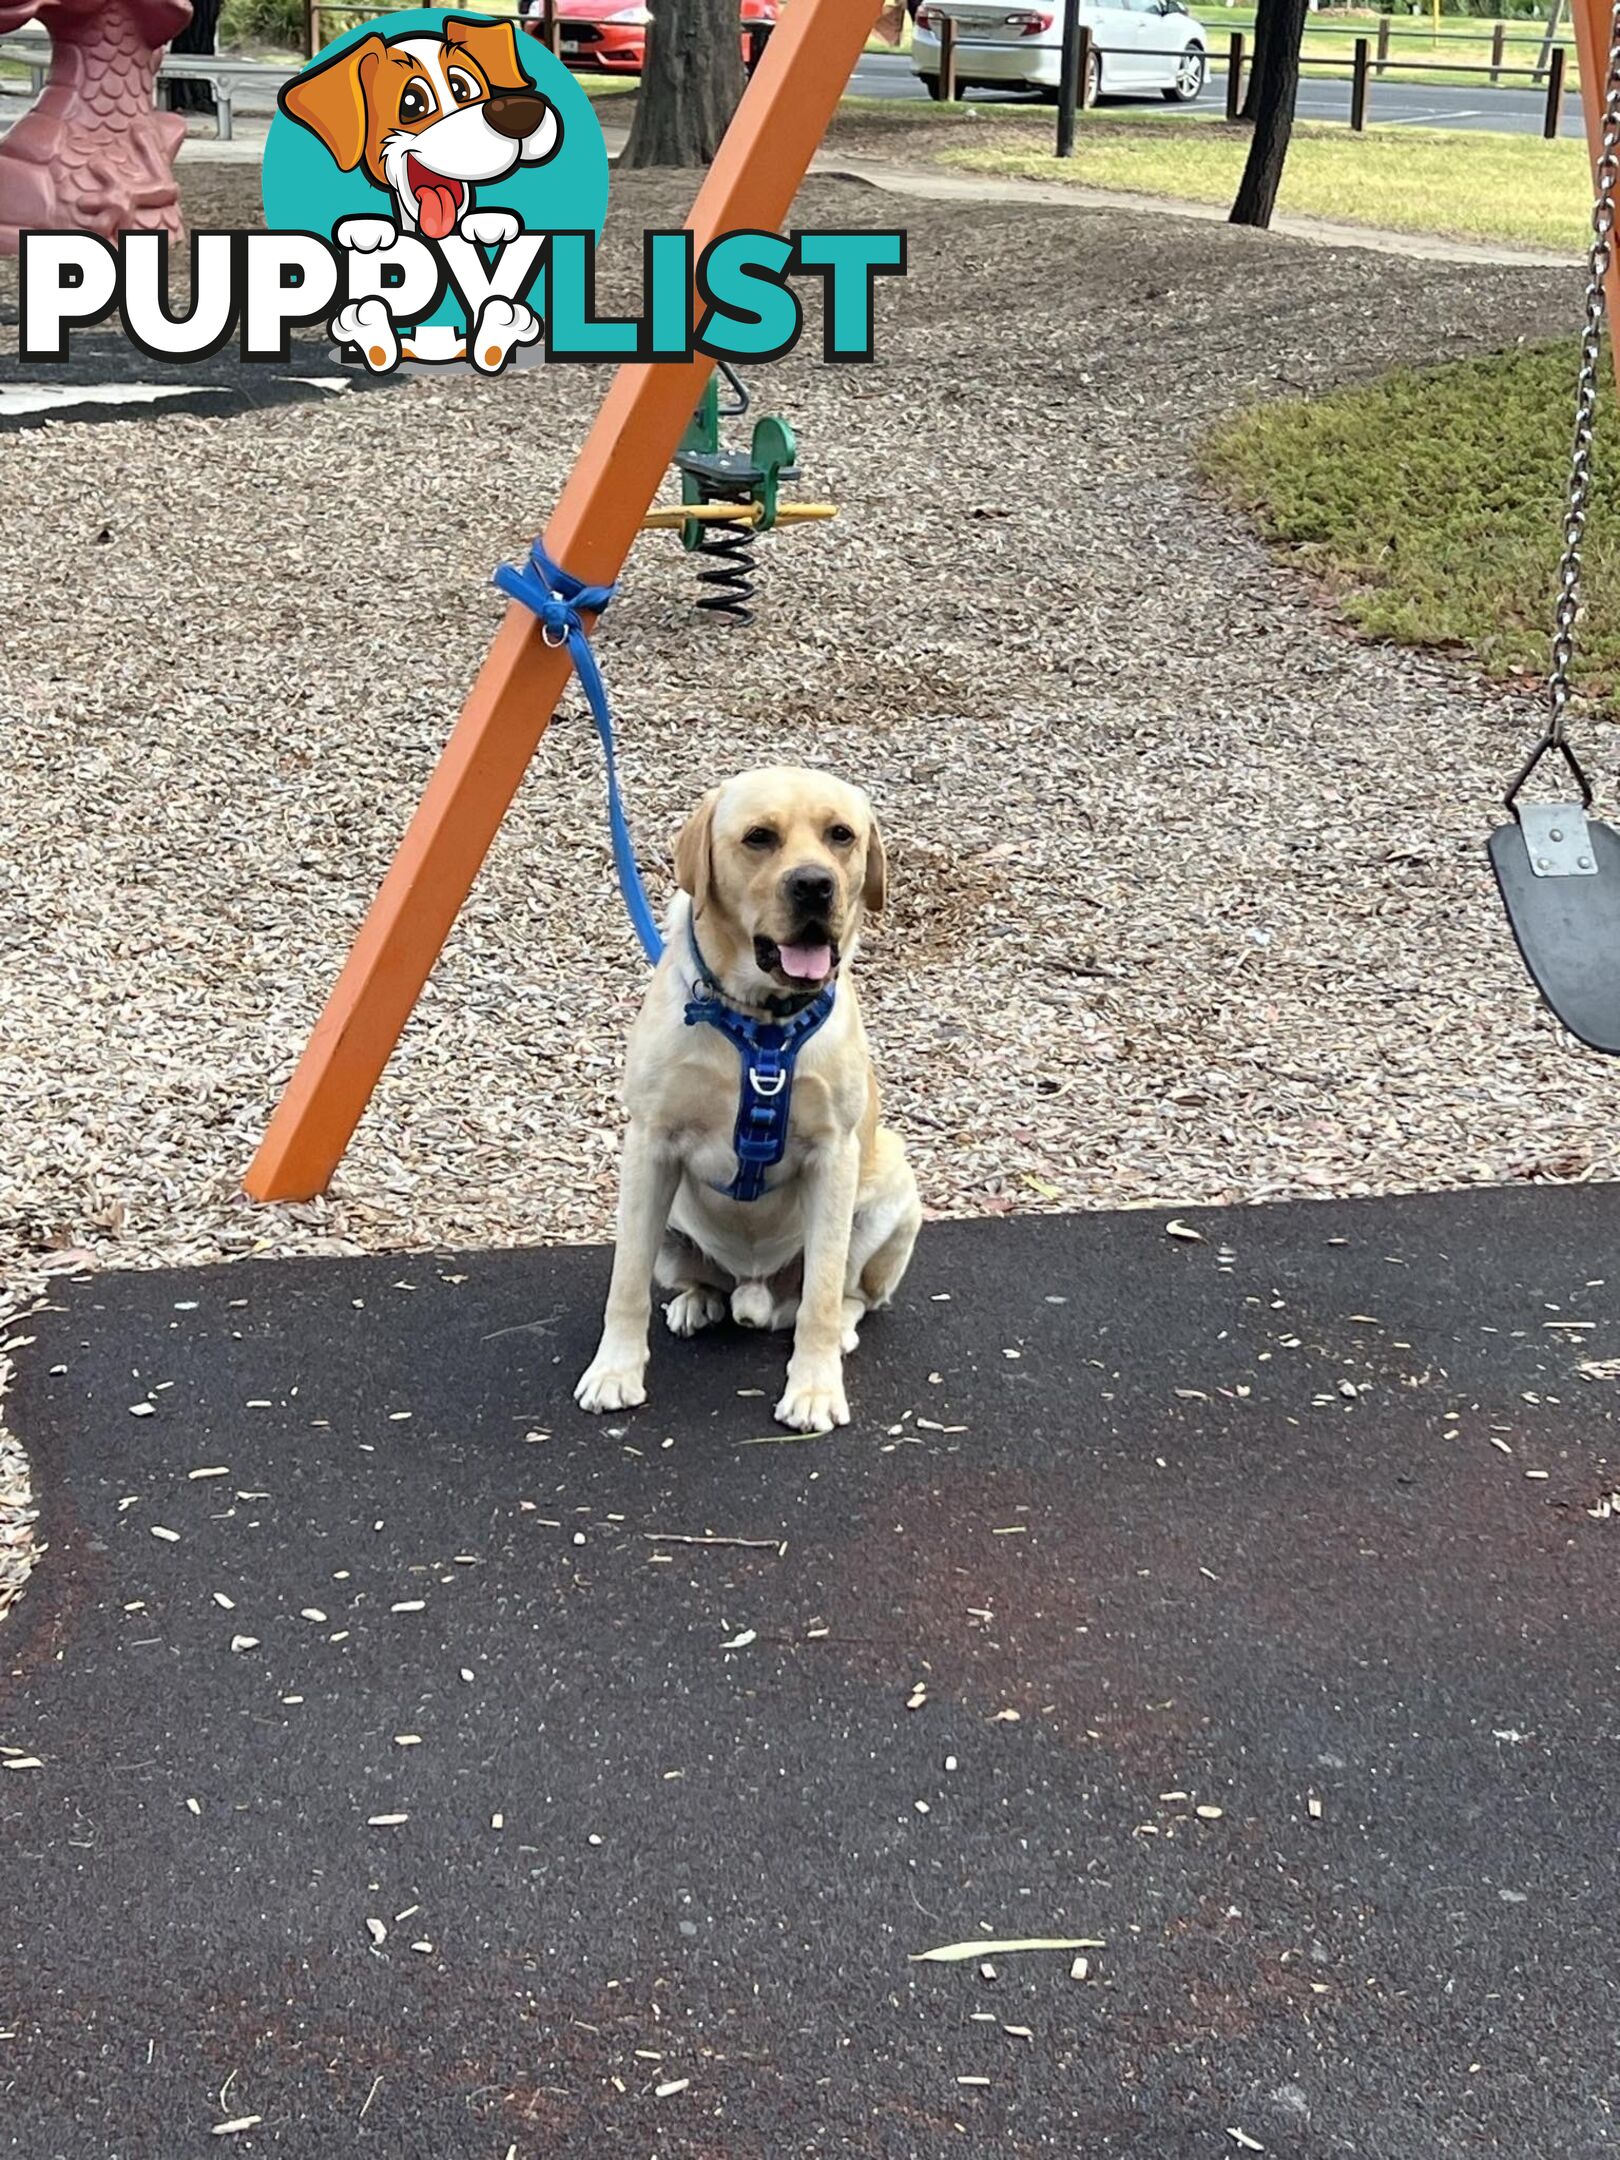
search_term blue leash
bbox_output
[495,537,836,1202]
[492,540,666,967]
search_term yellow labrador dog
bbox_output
[576,766,921,1434]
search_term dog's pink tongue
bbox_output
[778,941,832,982]
[417,181,459,241]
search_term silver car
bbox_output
[912,0,1209,104]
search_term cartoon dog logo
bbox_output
[279,15,561,369]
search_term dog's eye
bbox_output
[447,68,481,103]
[826,823,856,848]
[399,77,434,121]
[742,827,778,852]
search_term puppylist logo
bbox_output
[266,8,597,371]
[17,9,906,375]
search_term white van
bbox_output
[911,0,1209,104]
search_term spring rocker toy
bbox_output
[638,363,837,626]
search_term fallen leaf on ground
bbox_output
[911,1936,1099,1964]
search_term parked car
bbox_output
[518,0,778,74]
[911,0,1208,104]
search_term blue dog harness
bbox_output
[495,538,837,1203]
[683,922,836,1202]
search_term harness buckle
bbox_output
[749,1066,789,1098]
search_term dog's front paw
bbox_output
[665,1288,725,1338]
[335,215,398,254]
[776,1357,849,1435]
[331,297,399,373]
[459,208,521,246]
[575,1350,647,1414]
[471,295,541,375]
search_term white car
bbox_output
[912,0,1209,104]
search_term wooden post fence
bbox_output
[938,14,957,99]
[1350,35,1369,129]
[1544,43,1567,136]
[1057,1,1089,155]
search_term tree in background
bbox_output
[164,0,219,117]
[1239,0,1280,119]
[622,0,747,167]
[1230,0,1307,228]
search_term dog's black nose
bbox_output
[785,865,835,917]
[484,91,550,140]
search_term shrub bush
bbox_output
[219,0,309,50]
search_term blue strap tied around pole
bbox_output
[493,540,666,967]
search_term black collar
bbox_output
[687,917,832,1019]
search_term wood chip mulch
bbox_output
[0,164,1592,1622]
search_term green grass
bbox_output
[942,115,1590,251]
[1201,340,1620,699]
[1206,4,1578,87]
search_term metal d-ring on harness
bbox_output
[493,539,836,1200]
[1489,0,1620,1052]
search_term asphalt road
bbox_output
[852,44,1576,133]
[0,49,1573,142]
[0,42,1572,142]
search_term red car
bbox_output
[519,0,779,74]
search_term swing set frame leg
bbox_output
[244,0,881,1204]
[1573,0,1620,382]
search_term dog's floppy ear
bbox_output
[862,817,888,915]
[444,14,529,91]
[674,788,721,917]
[279,34,384,172]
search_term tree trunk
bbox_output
[621,0,746,168]
[1239,0,1282,121]
[1230,0,1306,228]
[163,0,217,115]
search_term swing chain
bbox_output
[1547,0,1620,747]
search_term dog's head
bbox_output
[280,17,561,239]
[674,767,887,1002]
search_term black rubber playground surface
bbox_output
[0,329,386,433]
[5,1188,1620,2156]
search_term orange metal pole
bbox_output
[245,0,883,1202]
[1573,0,1620,398]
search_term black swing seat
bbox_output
[1490,801,1620,1053]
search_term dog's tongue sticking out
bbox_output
[416,179,460,241]
[777,942,832,982]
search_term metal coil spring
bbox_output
[692,497,757,626]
